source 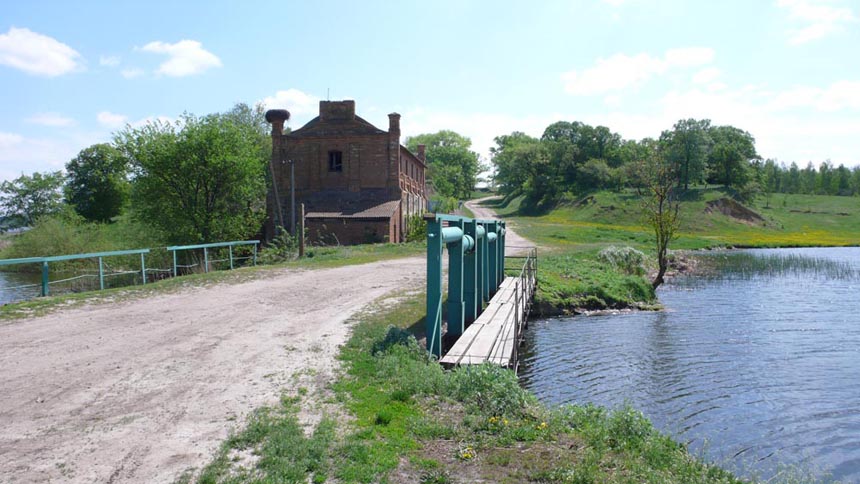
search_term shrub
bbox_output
[597,246,646,276]
[446,363,536,417]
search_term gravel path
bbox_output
[0,257,424,483]
[464,197,536,255]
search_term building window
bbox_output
[328,151,343,172]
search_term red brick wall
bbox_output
[306,218,393,245]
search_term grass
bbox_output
[485,188,860,313]
[0,241,425,321]
[194,291,744,483]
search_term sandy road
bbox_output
[0,257,424,483]
[464,197,536,255]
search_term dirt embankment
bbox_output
[0,257,424,483]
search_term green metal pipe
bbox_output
[141,253,147,285]
[98,257,105,290]
[441,226,464,244]
[462,234,475,252]
[41,261,49,297]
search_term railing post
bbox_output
[141,253,147,285]
[463,219,478,324]
[447,220,465,337]
[203,248,209,273]
[253,243,258,266]
[98,257,105,290]
[172,250,178,277]
[426,217,443,358]
[229,246,234,270]
[480,221,489,304]
[499,221,506,282]
[488,221,498,296]
[41,261,49,297]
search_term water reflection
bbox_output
[520,247,860,482]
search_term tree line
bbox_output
[491,118,860,210]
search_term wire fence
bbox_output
[0,240,259,306]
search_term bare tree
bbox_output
[635,147,681,289]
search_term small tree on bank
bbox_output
[635,147,681,289]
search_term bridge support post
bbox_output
[447,219,465,337]
[488,221,498,297]
[499,222,506,284]
[480,221,489,304]
[463,219,478,324]
[426,217,443,358]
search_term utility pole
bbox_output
[290,159,296,236]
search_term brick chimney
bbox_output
[320,100,356,121]
[417,144,426,163]
[387,113,401,190]
[265,109,290,136]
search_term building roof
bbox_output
[288,114,386,138]
[304,190,400,220]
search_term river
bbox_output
[0,271,43,305]
[520,247,860,482]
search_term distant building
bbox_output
[265,100,427,244]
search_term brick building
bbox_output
[265,100,427,244]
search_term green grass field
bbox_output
[492,188,860,252]
[486,188,859,313]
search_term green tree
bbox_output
[115,110,268,244]
[706,125,758,188]
[633,146,680,289]
[0,171,66,226]
[661,119,712,190]
[406,130,480,199]
[65,143,129,222]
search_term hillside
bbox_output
[490,188,860,253]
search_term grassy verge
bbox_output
[193,291,742,483]
[0,241,424,321]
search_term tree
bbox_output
[706,125,758,188]
[65,143,129,222]
[661,119,712,190]
[634,146,681,289]
[406,130,480,199]
[115,110,268,244]
[0,171,66,226]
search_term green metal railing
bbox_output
[425,214,507,358]
[0,240,260,301]
[0,249,150,297]
[166,240,259,276]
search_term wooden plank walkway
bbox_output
[440,276,534,368]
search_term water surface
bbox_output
[520,247,860,481]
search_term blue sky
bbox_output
[1,0,859,182]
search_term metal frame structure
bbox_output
[166,240,259,276]
[425,213,506,358]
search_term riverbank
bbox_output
[485,188,860,315]
[195,290,743,483]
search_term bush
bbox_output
[258,227,299,264]
[446,363,536,417]
[405,214,427,243]
[597,246,646,276]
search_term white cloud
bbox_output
[601,0,627,6]
[121,67,144,79]
[770,80,860,111]
[96,111,128,129]
[0,27,82,77]
[140,39,222,77]
[604,95,623,107]
[0,131,79,182]
[561,47,715,95]
[777,0,857,44]
[26,112,76,127]
[99,55,120,67]
[692,67,722,84]
[261,88,321,118]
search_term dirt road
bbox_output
[464,197,536,255]
[0,257,424,483]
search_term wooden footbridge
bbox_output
[424,214,536,370]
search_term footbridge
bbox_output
[424,214,536,370]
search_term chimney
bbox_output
[417,144,426,163]
[388,112,401,136]
[319,100,356,121]
[387,113,401,190]
[265,109,290,136]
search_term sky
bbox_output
[1,0,859,183]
